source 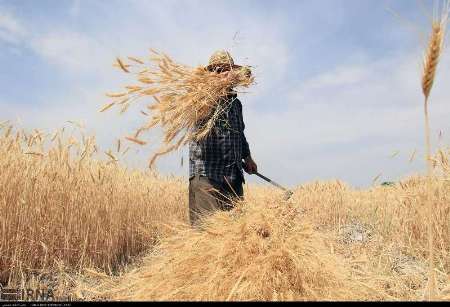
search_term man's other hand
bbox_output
[243,156,258,175]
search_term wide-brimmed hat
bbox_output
[206,50,242,71]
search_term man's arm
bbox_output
[242,128,251,160]
[237,99,257,174]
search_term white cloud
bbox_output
[30,30,115,74]
[69,0,81,18]
[0,9,27,44]
[299,66,370,90]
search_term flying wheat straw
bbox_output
[103,50,254,167]
[420,0,449,300]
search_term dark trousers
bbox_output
[188,175,243,226]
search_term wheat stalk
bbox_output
[420,1,449,300]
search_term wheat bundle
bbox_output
[74,199,384,301]
[101,50,255,167]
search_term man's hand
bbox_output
[243,156,258,175]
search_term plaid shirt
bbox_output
[189,93,251,184]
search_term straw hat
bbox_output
[207,50,242,71]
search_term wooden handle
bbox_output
[254,172,288,192]
[242,160,289,192]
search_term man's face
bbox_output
[210,64,231,74]
[208,64,235,94]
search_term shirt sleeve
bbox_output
[237,100,251,159]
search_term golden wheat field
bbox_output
[0,123,449,302]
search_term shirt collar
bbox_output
[226,92,238,100]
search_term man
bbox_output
[188,50,258,226]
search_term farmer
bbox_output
[188,50,258,226]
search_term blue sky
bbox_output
[1,0,449,188]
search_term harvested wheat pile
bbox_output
[75,200,383,301]
[101,50,254,167]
